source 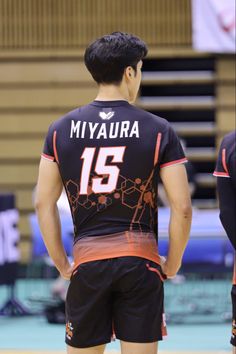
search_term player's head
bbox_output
[84,31,148,102]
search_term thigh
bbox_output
[67,344,106,354]
[112,257,166,343]
[65,260,113,348]
[120,340,158,354]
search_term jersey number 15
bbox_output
[80,146,126,195]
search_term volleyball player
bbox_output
[35,32,192,354]
[214,131,236,352]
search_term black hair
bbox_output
[84,31,148,84]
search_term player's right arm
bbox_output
[35,123,73,280]
[35,158,73,280]
[160,164,192,277]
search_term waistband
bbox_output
[73,231,160,271]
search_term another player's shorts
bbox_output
[231,284,236,346]
[65,256,166,348]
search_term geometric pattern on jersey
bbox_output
[65,171,157,235]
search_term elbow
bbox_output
[172,201,192,219]
[34,194,46,213]
[34,198,43,213]
[34,186,41,212]
[182,203,192,219]
[34,196,57,214]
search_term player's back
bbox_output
[42,100,186,249]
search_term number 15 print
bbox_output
[80,146,126,195]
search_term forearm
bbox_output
[36,203,70,273]
[165,206,192,275]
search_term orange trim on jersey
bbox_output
[213,171,230,178]
[41,153,54,161]
[53,130,59,163]
[160,157,187,168]
[130,169,154,229]
[222,148,230,176]
[72,231,161,271]
[73,250,161,272]
[154,133,162,165]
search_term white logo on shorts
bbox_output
[66,321,74,340]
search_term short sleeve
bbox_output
[213,140,230,178]
[159,125,187,168]
[41,124,56,162]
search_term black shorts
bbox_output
[231,284,236,347]
[65,256,166,348]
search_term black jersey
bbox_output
[42,100,186,243]
[214,131,236,250]
[214,131,236,184]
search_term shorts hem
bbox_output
[116,334,163,343]
[65,338,111,348]
[230,339,236,347]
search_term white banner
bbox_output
[0,209,20,265]
[192,0,236,53]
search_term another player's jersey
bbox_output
[42,100,186,243]
[214,131,236,247]
[214,132,236,348]
[213,131,236,183]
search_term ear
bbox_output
[124,66,133,80]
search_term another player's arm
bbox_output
[160,164,192,277]
[35,158,73,280]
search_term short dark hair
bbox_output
[84,31,148,84]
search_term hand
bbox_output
[160,255,168,276]
[160,255,166,270]
[160,256,180,279]
[59,262,74,280]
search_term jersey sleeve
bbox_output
[213,139,230,178]
[159,125,187,168]
[214,135,236,249]
[41,124,56,162]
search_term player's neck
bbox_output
[95,83,129,102]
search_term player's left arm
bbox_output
[35,158,73,279]
[160,164,192,277]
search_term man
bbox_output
[214,131,236,352]
[35,32,192,354]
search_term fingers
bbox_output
[160,255,178,279]
[160,255,166,265]
[60,262,74,280]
